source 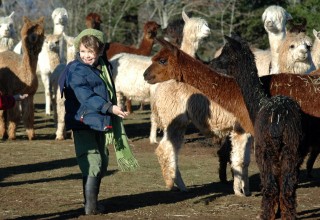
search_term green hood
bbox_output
[74,28,107,51]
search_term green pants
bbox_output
[73,129,108,177]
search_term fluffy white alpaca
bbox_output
[261,5,292,75]
[50,33,75,140]
[0,12,16,52]
[278,31,315,74]
[52,7,68,64]
[37,34,61,116]
[312,29,320,69]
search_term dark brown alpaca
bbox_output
[0,16,45,140]
[216,35,304,220]
[85,13,102,30]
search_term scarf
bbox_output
[99,57,139,171]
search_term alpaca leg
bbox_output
[125,99,133,114]
[156,128,187,192]
[217,136,231,183]
[230,131,252,196]
[306,144,320,178]
[21,97,35,140]
[149,112,158,144]
[279,146,299,220]
[55,89,66,140]
[41,73,51,115]
[0,110,7,139]
[7,104,20,140]
[116,92,125,111]
[255,143,279,220]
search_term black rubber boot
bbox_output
[84,176,100,215]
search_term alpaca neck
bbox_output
[180,36,198,58]
[53,25,65,35]
[312,39,320,69]
[231,62,268,124]
[137,37,153,55]
[48,50,60,71]
[176,53,254,134]
[268,31,286,74]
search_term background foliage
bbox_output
[0,0,319,60]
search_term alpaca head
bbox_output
[52,7,68,26]
[144,37,187,84]
[163,19,184,46]
[279,32,314,73]
[214,34,257,79]
[21,16,45,55]
[85,12,102,30]
[262,5,292,34]
[43,34,60,53]
[182,10,210,42]
[143,21,161,40]
[0,12,15,38]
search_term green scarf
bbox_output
[99,57,139,171]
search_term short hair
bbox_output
[79,35,104,55]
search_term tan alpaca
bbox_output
[37,34,61,116]
[0,16,45,140]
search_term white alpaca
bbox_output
[37,34,61,116]
[0,12,16,52]
[312,29,320,69]
[261,5,292,75]
[215,5,292,76]
[50,33,75,140]
[52,7,68,64]
[150,14,253,196]
[278,31,315,74]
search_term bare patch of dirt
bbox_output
[0,83,320,220]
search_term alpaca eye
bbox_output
[159,58,167,65]
[289,44,295,49]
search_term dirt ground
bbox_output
[0,84,320,220]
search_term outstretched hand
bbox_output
[111,105,128,118]
[13,94,28,101]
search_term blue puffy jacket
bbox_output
[62,54,114,131]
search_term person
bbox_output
[59,29,138,215]
[0,93,28,110]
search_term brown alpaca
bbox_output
[216,35,304,220]
[85,12,102,30]
[144,37,320,187]
[0,16,45,140]
[107,21,161,59]
[107,20,161,113]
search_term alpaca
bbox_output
[217,35,304,220]
[278,31,315,74]
[144,37,320,192]
[149,12,253,196]
[85,12,102,30]
[0,12,16,52]
[107,21,160,60]
[163,18,184,46]
[312,29,320,69]
[52,7,68,64]
[37,34,61,116]
[50,33,75,140]
[0,16,45,140]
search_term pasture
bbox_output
[0,82,319,220]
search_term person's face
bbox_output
[79,43,98,66]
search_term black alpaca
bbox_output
[216,35,305,220]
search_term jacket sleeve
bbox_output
[68,65,113,114]
[0,95,15,110]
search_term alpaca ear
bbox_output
[23,16,31,24]
[37,16,45,24]
[182,8,189,22]
[9,11,14,18]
